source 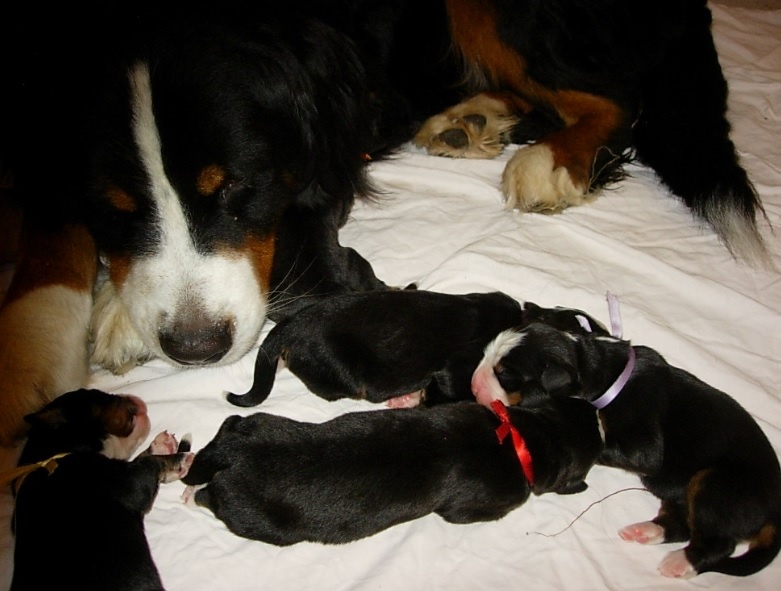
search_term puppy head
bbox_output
[472,324,582,408]
[22,389,151,461]
[522,301,610,337]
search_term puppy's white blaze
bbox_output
[122,63,266,366]
[102,407,151,460]
[471,329,524,408]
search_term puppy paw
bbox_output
[182,484,205,506]
[618,521,665,545]
[413,94,517,159]
[658,549,696,579]
[182,485,196,505]
[502,144,591,213]
[148,431,179,455]
[160,452,195,484]
[386,391,424,409]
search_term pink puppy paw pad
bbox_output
[618,521,664,545]
[658,549,696,579]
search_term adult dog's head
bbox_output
[2,7,387,373]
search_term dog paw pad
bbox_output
[149,431,178,455]
[437,128,470,150]
[182,485,196,505]
[385,391,424,409]
[658,549,696,579]
[618,521,664,544]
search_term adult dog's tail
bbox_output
[225,331,283,408]
[632,3,771,267]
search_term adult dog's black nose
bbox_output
[159,318,232,365]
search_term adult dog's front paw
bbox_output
[502,144,591,213]
[413,94,517,159]
[90,275,153,374]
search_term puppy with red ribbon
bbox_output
[181,397,601,546]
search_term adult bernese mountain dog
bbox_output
[0,0,768,446]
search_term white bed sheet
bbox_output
[89,4,781,590]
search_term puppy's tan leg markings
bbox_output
[413,94,518,159]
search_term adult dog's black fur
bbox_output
[473,323,781,578]
[0,0,767,444]
[181,400,602,546]
[226,293,610,408]
[9,389,194,591]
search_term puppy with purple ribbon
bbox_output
[471,300,781,578]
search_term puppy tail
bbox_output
[225,346,278,407]
[701,519,781,577]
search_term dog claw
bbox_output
[658,549,696,579]
[618,521,665,545]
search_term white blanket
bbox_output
[90,4,781,589]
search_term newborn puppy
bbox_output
[227,291,605,410]
[9,389,194,591]
[227,289,524,408]
[182,400,602,546]
[472,323,781,578]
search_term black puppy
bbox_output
[227,290,524,408]
[227,292,607,409]
[182,399,602,546]
[9,389,194,591]
[472,323,781,578]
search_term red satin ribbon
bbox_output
[490,399,534,486]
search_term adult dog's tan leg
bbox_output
[427,0,629,213]
[502,90,626,213]
[0,219,97,447]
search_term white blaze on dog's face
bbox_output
[90,63,274,372]
[471,329,524,408]
[102,394,153,460]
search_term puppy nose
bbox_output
[159,318,232,365]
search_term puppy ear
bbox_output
[540,361,579,395]
[24,405,66,428]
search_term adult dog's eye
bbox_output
[219,179,247,205]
